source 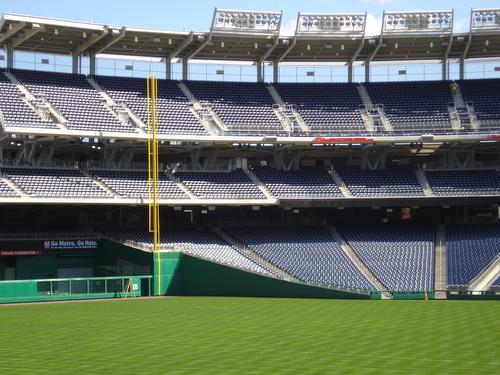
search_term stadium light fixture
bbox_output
[211,8,282,35]
[471,9,500,31]
[296,12,366,37]
[382,10,453,34]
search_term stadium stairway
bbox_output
[414,166,435,197]
[244,169,277,201]
[468,255,500,293]
[266,85,310,133]
[434,224,448,299]
[213,228,294,281]
[449,83,481,131]
[357,84,392,132]
[80,169,121,199]
[3,71,68,130]
[177,82,226,135]
[87,77,146,133]
[328,226,392,299]
[1,175,26,197]
[170,175,198,199]
[329,169,354,198]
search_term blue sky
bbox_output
[1,0,498,36]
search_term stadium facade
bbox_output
[0,8,499,303]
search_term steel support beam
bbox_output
[95,27,126,54]
[11,25,45,48]
[165,32,194,80]
[256,62,263,83]
[72,51,79,74]
[166,59,172,80]
[74,27,109,55]
[182,58,188,81]
[273,62,279,83]
[6,42,13,70]
[0,22,26,44]
[442,33,454,81]
[89,50,96,76]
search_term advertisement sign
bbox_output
[43,240,98,250]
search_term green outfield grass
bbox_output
[0,298,498,374]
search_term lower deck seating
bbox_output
[0,71,56,128]
[336,166,424,197]
[111,229,271,275]
[226,227,374,290]
[2,167,110,198]
[0,179,18,197]
[339,225,435,291]
[446,224,500,287]
[90,170,187,199]
[426,169,500,196]
[174,169,265,199]
[252,167,343,199]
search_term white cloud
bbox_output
[454,18,468,33]
[365,13,383,36]
[279,19,297,36]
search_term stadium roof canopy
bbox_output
[0,8,499,81]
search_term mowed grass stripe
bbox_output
[0,298,498,375]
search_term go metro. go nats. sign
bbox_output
[43,240,98,250]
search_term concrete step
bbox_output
[328,226,392,299]
[80,170,120,198]
[213,228,296,281]
[329,170,353,198]
[415,168,435,197]
[434,224,447,298]
[1,176,29,197]
[244,169,277,202]
[87,77,144,133]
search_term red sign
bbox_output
[0,250,43,256]
[488,134,500,140]
[314,137,374,144]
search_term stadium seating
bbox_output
[2,167,110,198]
[251,166,343,199]
[365,81,453,133]
[185,81,283,134]
[90,170,187,199]
[226,227,375,290]
[173,169,265,199]
[0,179,18,197]
[274,82,366,135]
[11,69,135,132]
[336,166,424,197]
[425,169,500,196]
[446,224,500,286]
[111,229,271,275]
[94,76,207,135]
[0,70,56,128]
[339,225,435,291]
[459,79,500,130]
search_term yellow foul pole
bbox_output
[147,76,161,295]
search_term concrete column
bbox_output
[6,43,14,70]
[89,50,96,76]
[165,57,172,80]
[442,59,447,81]
[459,59,465,80]
[72,52,79,74]
[182,58,188,81]
[273,62,279,83]
[256,61,263,83]
[364,63,370,83]
[348,63,353,83]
